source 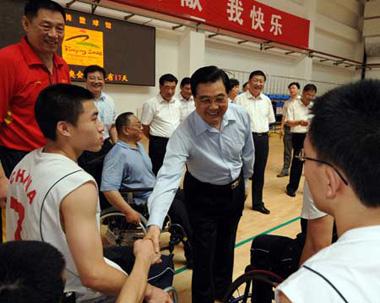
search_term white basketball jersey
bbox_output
[6,148,118,302]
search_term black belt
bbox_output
[186,172,242,192]
[149,135,169,140]
[252,132,268,136]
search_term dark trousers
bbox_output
[0,146,29,243]
[281,126,292,173]
[252,133,269,208]
[78,139,113,210]
[167,189,193,252]
[149,135,169,176]
[184,172,245,303]
[286,133,306,193]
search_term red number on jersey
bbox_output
[10,197,25,240]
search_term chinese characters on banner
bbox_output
[109,0,309,48]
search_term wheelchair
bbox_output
[223,265,283,303]
[100,187,189,254]
[223,231,306,303]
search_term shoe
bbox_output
[286,190,296,197]
[252,205,270,214]
[277,171,289,177]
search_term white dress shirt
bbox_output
[287,98,313,133]
[147,103,254,228]
[141,94,181,138]
[177,93,195,123]
[235,91,276,133]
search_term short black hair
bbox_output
[243,82,249,89]
[180,77,191,87]
[190,66,231,96]
[24,0,65,21]
[83,65,106,79]
[249,70,266,81]
[230,78,240,88]
[303,83,317,93]
[309,79,380,207]
[0,241,65,303]
[159,74,178,86]
[115,112,134,134]
[288,82,300,89]
[35,84,94,141]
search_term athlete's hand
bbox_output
[145,285,173,303]
[133,239,161,265]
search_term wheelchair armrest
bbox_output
[120,187,153,201]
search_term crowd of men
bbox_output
[1,1,380,303]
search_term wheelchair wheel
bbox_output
[223,268,283,303]
[100,207,147,247]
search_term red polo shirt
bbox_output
[0,37,70,151]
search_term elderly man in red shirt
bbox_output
[0,0,70,239]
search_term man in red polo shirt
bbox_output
[0,0,70,239]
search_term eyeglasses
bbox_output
[296,150,349,186]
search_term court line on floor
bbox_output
[174,216,301,275]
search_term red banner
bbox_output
[109,0,309,48]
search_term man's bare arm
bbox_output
[0,162,8,208]
[277,291,292,303]
[142,125,150,138]
[116,239,160,303]
[103,190,141,224]
[61,182,127,294]
[299,215,334,265]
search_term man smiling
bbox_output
[146,66,254,303]
[236,70,275,214]
[0,0,70,240]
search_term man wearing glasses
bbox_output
[285,84,317,197]
[235,70,275,214]
[276,79,380,302]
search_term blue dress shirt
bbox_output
[100,141,155,205]
[148,103,254,228]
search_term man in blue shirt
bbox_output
[146,66,254,303]
[100,112,193,266]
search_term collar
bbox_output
[193,105,236,136]
[246,91,264,101]
[20,36,65,68]
[298,98,312,108]
[178,93,193,102]
[117,140,141,150]
[96,92,106,102]
[158,94,176,104]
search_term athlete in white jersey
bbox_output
[276,80,380,303]
[6,84,171,303]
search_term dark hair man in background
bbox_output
[236,70,275,215]
[178,77,195,122]
[141,73,181,175]
[285,84,317,197]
